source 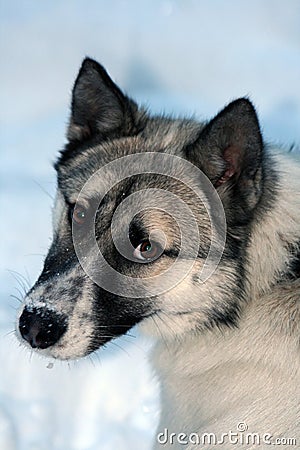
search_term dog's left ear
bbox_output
[185,98,264,217]
[67,58,139,142]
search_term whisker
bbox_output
[24,267,32,287]
[10,294,22,304]
[125,333,136,339]
[7,270,29,294]
[121,336,145,352]
[14,286,26,299]
[110,341,130,357]
[9,304,18,311]
[88,354,101,369]
[86,355,94,368]
[95,351,102,363]
[8,269,30,288]
[151,313,170,352]
[4,330,16,338]
[165,314,182,344]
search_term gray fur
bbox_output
[17,58,300,448]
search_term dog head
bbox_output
[17,58,267,360]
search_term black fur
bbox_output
[19,58,285,358]
[286,241,300,280]
[57,58,146,168]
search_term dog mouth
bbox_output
[16,291,145,360]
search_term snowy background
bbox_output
[1,1,300,449]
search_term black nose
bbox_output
[19,307,67,350]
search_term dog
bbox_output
[17,58,299,449]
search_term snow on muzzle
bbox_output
[19,305,67,350]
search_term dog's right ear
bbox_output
[67,58,138,142]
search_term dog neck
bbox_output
[152,274,300,439]
[246,149,300,298]
[151,150,300,441]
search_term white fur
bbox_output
[147,150,300,449]
[247,150,300,297]
[52,189,65,232]
[17,149,300,447]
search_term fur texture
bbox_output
[16,58,300,449]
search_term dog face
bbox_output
[17,58,267,360]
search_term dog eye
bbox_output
[133,240,162,262]
[72,205,88,225]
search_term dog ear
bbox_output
[67,58,138,142]
[185,98,264,217]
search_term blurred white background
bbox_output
[1,1,300,449]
